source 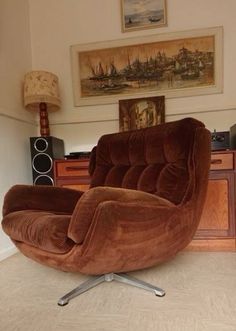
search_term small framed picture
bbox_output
[121,0,167,32]
[119,96,165,132]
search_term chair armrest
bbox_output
[79,200,184,274]
[68,186,174,243]
[2,184,84,217]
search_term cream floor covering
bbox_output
[0,252,236,331]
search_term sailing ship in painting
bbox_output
[88,61,129,92]
[148,17,161,23]
[80,42,214,97]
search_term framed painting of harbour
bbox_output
[119,96,165,131]
[121,0,167,32]
[71,26,223,106]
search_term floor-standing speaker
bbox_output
[30,136,64,186]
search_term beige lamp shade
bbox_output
[24,71,61,111]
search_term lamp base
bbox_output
[39,102,50,136]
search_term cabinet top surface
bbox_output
[54,158,90,163]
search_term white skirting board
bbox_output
[0,246,18,261]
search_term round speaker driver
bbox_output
[34,175,54,186]
[34,138,48,152]
[32,153,53,174]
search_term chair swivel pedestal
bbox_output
[58,273,165,306]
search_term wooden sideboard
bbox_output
[54,151,236,251]
[187,150,236,251]
[54,158,90,192]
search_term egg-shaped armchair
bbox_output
[1,118,211,305]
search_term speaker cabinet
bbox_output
[230,124,236,149]
[30,136,64,186]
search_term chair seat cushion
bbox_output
[2,210,74,254]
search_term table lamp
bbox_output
[23,71,61,136]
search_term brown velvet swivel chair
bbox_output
[1,118,211,305]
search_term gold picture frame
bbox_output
[71,26,223,106]
[121,0,167,32]
[119,96,165,131]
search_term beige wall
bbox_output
[0,0,37,260]
[28,0,236,153]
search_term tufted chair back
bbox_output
[89,117,207,205]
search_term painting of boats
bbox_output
[71,27,223,106]
[121,0,167,32]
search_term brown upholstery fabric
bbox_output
[2,210,73,254]
[1,117,211,275]
[88,146,97,176]
[2,185,83,217]
[68,186,174,244]
[90,118,202,204]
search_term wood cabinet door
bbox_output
[195,171,235,238]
